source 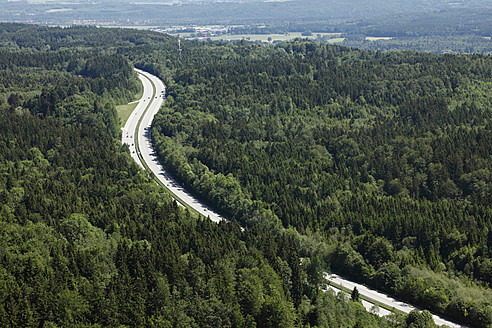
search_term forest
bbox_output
[0,23,490,327]
[151,40,492,326]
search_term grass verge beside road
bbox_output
[117,87,143,127]
[117,101,139,128]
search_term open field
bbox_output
[108,26,162,30]
[326,38,345,43]
[366,36,394,41]
[178,32,343,43]
[45,9,73,13]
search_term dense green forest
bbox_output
[0,23,427,328]
[0,23,490,327]
[150,40,492,326]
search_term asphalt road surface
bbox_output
[122,69,226,223]
[324,273,467,327]
[323,284,393,317]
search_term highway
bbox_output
[122,69,226,223]
[324,273,467,327]
[123,69,466,327]
[323,284,393,317]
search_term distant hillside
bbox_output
[1,0,491,26]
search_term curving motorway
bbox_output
[123,69,466,328]
[122,69,225,223]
